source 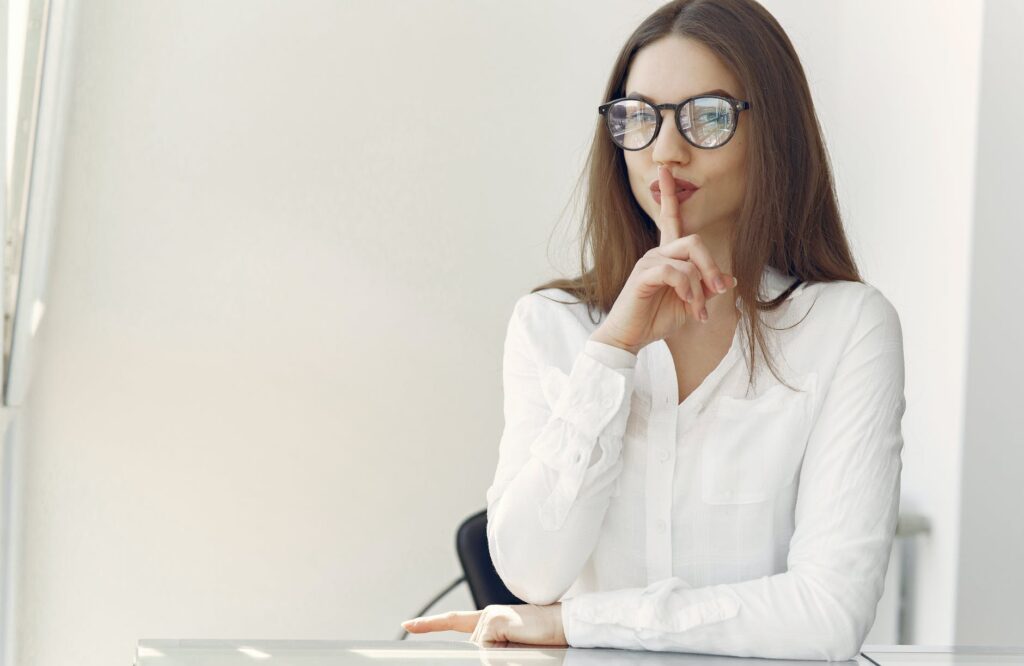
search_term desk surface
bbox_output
[135,641,1024,666]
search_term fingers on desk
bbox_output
[402,610,482,633]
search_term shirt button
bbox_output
[663,396,673,407]
[657,448,670,462]
[656,519,667,533]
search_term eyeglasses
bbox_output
[598,94,752,150]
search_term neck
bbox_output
[693,221,732,275]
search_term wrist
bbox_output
[550,602,567,646]
[590,328,640,356]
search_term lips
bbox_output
[650,174,699,208]
[649,174,699,196]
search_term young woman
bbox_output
[403,0,905,660]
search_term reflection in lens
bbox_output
[606,99,657,149]
[680,97,735,148]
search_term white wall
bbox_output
[955,0,1024,644]
[10,2,667,664]
[7,2,999,665]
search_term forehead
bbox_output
[624,35,743,102]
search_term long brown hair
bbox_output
[533,0,860,391]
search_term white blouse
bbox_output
[485,264,906,661]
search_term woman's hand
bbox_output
[401,603,568,647]
[591,164,737,355]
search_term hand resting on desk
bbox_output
[401,602,568,647]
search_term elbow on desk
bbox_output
[798,625,862,663]
[810,632,862,663]
[794,579,875,662]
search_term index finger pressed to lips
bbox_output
[658,165,682,247]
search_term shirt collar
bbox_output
[761,263,797,301]
[735,264,798,312]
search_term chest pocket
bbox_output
[701,372,818,505]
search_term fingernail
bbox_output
[714,276,726,293]
[732,276,739,287]
[700,308,708,322]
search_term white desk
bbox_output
[134,641,1024,665]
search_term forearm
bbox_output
[487,339,637,604]
[488,438,623,605]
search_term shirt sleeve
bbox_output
[560,287,906,662]
[486,295,638,606]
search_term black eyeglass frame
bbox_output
[597,94,752,151]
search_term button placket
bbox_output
[644,340,677,584]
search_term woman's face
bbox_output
[622,35,750,255]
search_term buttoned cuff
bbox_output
[561,580,742,647]
[583,339,638,370]
[528,346,636,530]
[561,594,639,649]
[550,344,636,440]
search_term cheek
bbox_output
[727,156,747,200]
[624,153,641,182]
[709,150,747,202]
[624,155,651,203]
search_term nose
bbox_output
[650,108,692,165]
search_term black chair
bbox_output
[456,508,525,609]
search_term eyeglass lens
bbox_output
[606,97,737,149]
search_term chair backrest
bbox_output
[455,509,525,610]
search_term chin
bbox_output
[664,213,703,232]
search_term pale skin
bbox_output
[402,35,747,646]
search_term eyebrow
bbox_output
[625,88,736,101]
